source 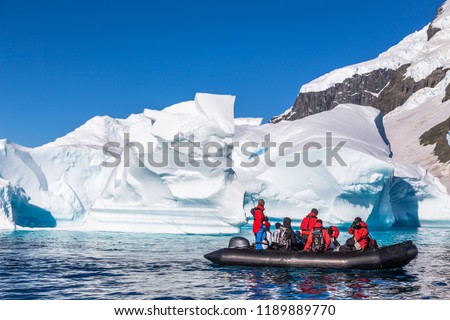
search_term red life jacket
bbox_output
[330,226,340,239]
[303,223,331,252]
[348,221,369,250]
[300,212,318,235]
[252,205,265,234]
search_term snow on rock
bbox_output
[384,71,450,119]
[300,25,429,93]
[384,78,450,190]
[300,1,450,93]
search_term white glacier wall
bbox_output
[234,105,396,228]
[0,177,56,229]
[0,178,19,229]
[70,93,246,234]
[1,94,450,233]
[234,103,450,228]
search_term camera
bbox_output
[351,222,361,230]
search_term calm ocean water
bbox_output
[0,226,449,300]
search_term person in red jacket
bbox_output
[346,217,369,251]
[300,208,318,245]
[252,199,266,238]
[303,220,330,253]
[327,226,340,250]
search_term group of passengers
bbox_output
[252,199,377,253]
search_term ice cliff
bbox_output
[1,93,449,233]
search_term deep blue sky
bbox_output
[0,0,443,147]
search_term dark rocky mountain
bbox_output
[271,1,450,190]
[271,3,448,123]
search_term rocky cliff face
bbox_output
[271,65,448,123]
[271,1,450,190]
[271,3,449,123]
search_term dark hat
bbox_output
[354,217,362,223]
[283,217,292,226]
[311,208,318,214]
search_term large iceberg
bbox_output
[0,93,449,233]
[234,105,450,228]
[0,94,245,234]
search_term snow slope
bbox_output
[384,76,450,189]
[272,1,450,193]
[299,1,450,93]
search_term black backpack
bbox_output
[311,229,325,253]
[278,226,291,249]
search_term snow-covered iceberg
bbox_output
[86,93,245,234]
[0,94,245,234]
[1,94,449,233]
[235,104,450,228]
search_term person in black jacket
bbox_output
[281,217,298,250]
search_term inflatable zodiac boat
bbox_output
[204,237,418,270]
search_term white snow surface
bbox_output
[234,117,263,126]
[299,1,450,93]
[0,94,245,234]
[2,94,450,232]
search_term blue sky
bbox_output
[0,0,443,147]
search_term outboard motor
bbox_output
[228,237,250,249]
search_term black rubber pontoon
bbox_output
[204,239,418,270]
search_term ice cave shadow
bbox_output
[389,177,420,228]
[13,203,57,228]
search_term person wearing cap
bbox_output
[303,220,331,253]
[300,208,319,245]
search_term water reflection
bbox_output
[0,228,449,299]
